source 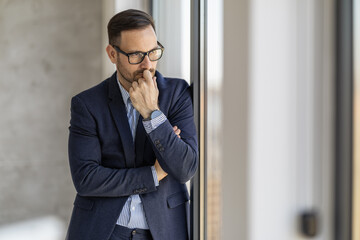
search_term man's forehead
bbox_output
[119,26,157,51]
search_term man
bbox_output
[66,9,198,240]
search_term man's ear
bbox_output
[106,44,117,64]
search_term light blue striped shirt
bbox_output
[116,76,166,229]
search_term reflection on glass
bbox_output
[206,0,223,239]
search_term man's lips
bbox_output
[135,70,155,79]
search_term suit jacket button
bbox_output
[159,147,165,152]
[154,140,160,144]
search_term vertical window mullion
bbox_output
[190,0,206,239]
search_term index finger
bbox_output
[143,70,152,83]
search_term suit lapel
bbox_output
[108,73,136,168]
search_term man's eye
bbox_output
[130,52,143,58]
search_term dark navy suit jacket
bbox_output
[66,71,198,240]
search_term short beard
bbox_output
[118,68,133,86]
[116,60,156,85]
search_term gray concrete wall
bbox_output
[0,0,102,229]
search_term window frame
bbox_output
[190,0,207,239]
[335,0,354,239]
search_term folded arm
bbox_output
[143,88,199,184]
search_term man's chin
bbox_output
[134,75,142,82]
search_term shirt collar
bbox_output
[116,74,131,106]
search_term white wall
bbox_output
[222,0,334,239]
[222,0,250,239]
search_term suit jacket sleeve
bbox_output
[68,96,157,197]
[147,82,199,184]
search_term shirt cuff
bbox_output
[151,166,159,187]
[142,112,167,134]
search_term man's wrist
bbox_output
[142,111,152,119]
[143,108,160,120]
[143,111,167,134]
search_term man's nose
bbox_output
[140,55,152,69]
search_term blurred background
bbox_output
[0,0,359,240]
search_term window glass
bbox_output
[152,0,191,83]
[206,0,223,239]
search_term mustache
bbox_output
[134,69,155,76]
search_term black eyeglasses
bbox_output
[112,41,164,64]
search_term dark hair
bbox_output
[107,9,156,45]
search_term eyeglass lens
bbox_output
[129,49,163,64]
